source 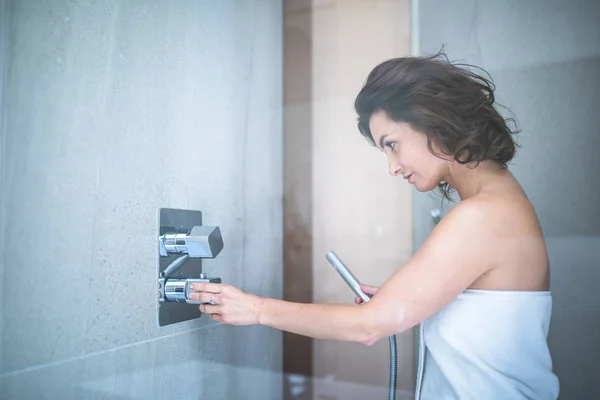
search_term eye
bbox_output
[385,142,396,151]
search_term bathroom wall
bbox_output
[284,1,415,399]
[0,1,283,399]
[0,0,6,377]
[415,0,600,398]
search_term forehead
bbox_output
[369,112,413,146]
[369,112,396,137]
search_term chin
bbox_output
[413,180,438,192]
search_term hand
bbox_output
[187,282,263,326]
[355,284,380,304]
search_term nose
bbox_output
[388,159,402,177]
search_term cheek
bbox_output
[414,154,445,190]
[397,146,418,168]
[405,148,433,173]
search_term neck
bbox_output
[445,161,508,200]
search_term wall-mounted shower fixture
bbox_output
[431,208,442,226]
[157,208,224,326]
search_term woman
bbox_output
[189,51,560,399]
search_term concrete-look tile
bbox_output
[1,325,282,400]
[79,0,261,353]
[0,0,108,372]
[419,0,600,71]
[236,0,283,299]
[1,0,283,395]
[544,236,600,400]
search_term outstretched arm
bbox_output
[189,199,495,345]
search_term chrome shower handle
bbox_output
[159,225,224,258]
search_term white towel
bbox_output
[415,289,559,399]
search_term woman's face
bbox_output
[369,111,448,192]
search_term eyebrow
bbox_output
[379,134,389,149]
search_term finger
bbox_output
[199,303,220,314]
[189,292,221,304]
[209,313,223,322]
[360,284,378,294]
[355,296,362,304]
[189,282,223,293]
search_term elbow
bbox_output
[357,325,395,346]
[355,307,408,346]
[354,320,389,347]
[359,334,381,347]
[358,323,405,346]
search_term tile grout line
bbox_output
[0,324,220,380]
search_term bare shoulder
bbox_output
[373,179,548,329]
[442,191,549,290]
[447,191,542,237]
[412,195,513,274]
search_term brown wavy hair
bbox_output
[354,50,519,200]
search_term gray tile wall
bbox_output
[0,1,283,398]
